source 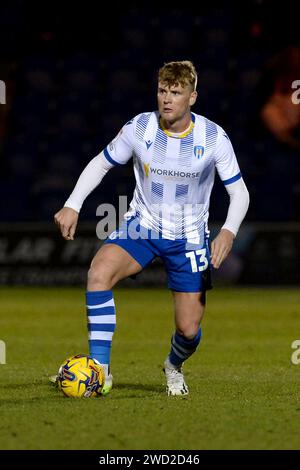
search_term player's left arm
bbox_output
[211,130,250,269]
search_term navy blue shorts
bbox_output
[104,217,212,293]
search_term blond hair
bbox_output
[158,60,198,91]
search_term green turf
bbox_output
[0,286,300,450]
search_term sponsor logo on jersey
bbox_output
[143,163,150,177]
[144,165,200,179]
[194,145,205,159]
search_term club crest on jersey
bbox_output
[194,145,205,159]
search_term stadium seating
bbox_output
[0,4,298,223]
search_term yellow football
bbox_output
[57,354,105,398]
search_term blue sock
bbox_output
[168,328,202,367]
[86,290,116,375]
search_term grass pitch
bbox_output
[0,286,300,450]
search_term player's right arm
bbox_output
[54,119,135,240]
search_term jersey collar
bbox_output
[159,113,195,139]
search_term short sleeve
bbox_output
[102,118,135,166]
[214,128,242,185]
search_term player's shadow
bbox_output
[0,382,63,405]
[0,383,37,390]
[113,382,163,395]
[0,397,59,405]
[0,382,165,403]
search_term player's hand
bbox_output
[54,207,79,240]
[210,228,235,269]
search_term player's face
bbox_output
[157,82,197,125]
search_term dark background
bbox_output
[0,0,299,285]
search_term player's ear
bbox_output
[189,91,197,106]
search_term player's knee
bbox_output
[87,264,115,290]
[176,321,199,340]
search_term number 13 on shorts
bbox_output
[185,249,209,273]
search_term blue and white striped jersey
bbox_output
[103,111,241,243]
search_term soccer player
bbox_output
[54,61,249,396]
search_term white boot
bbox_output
[163,358,189,396]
